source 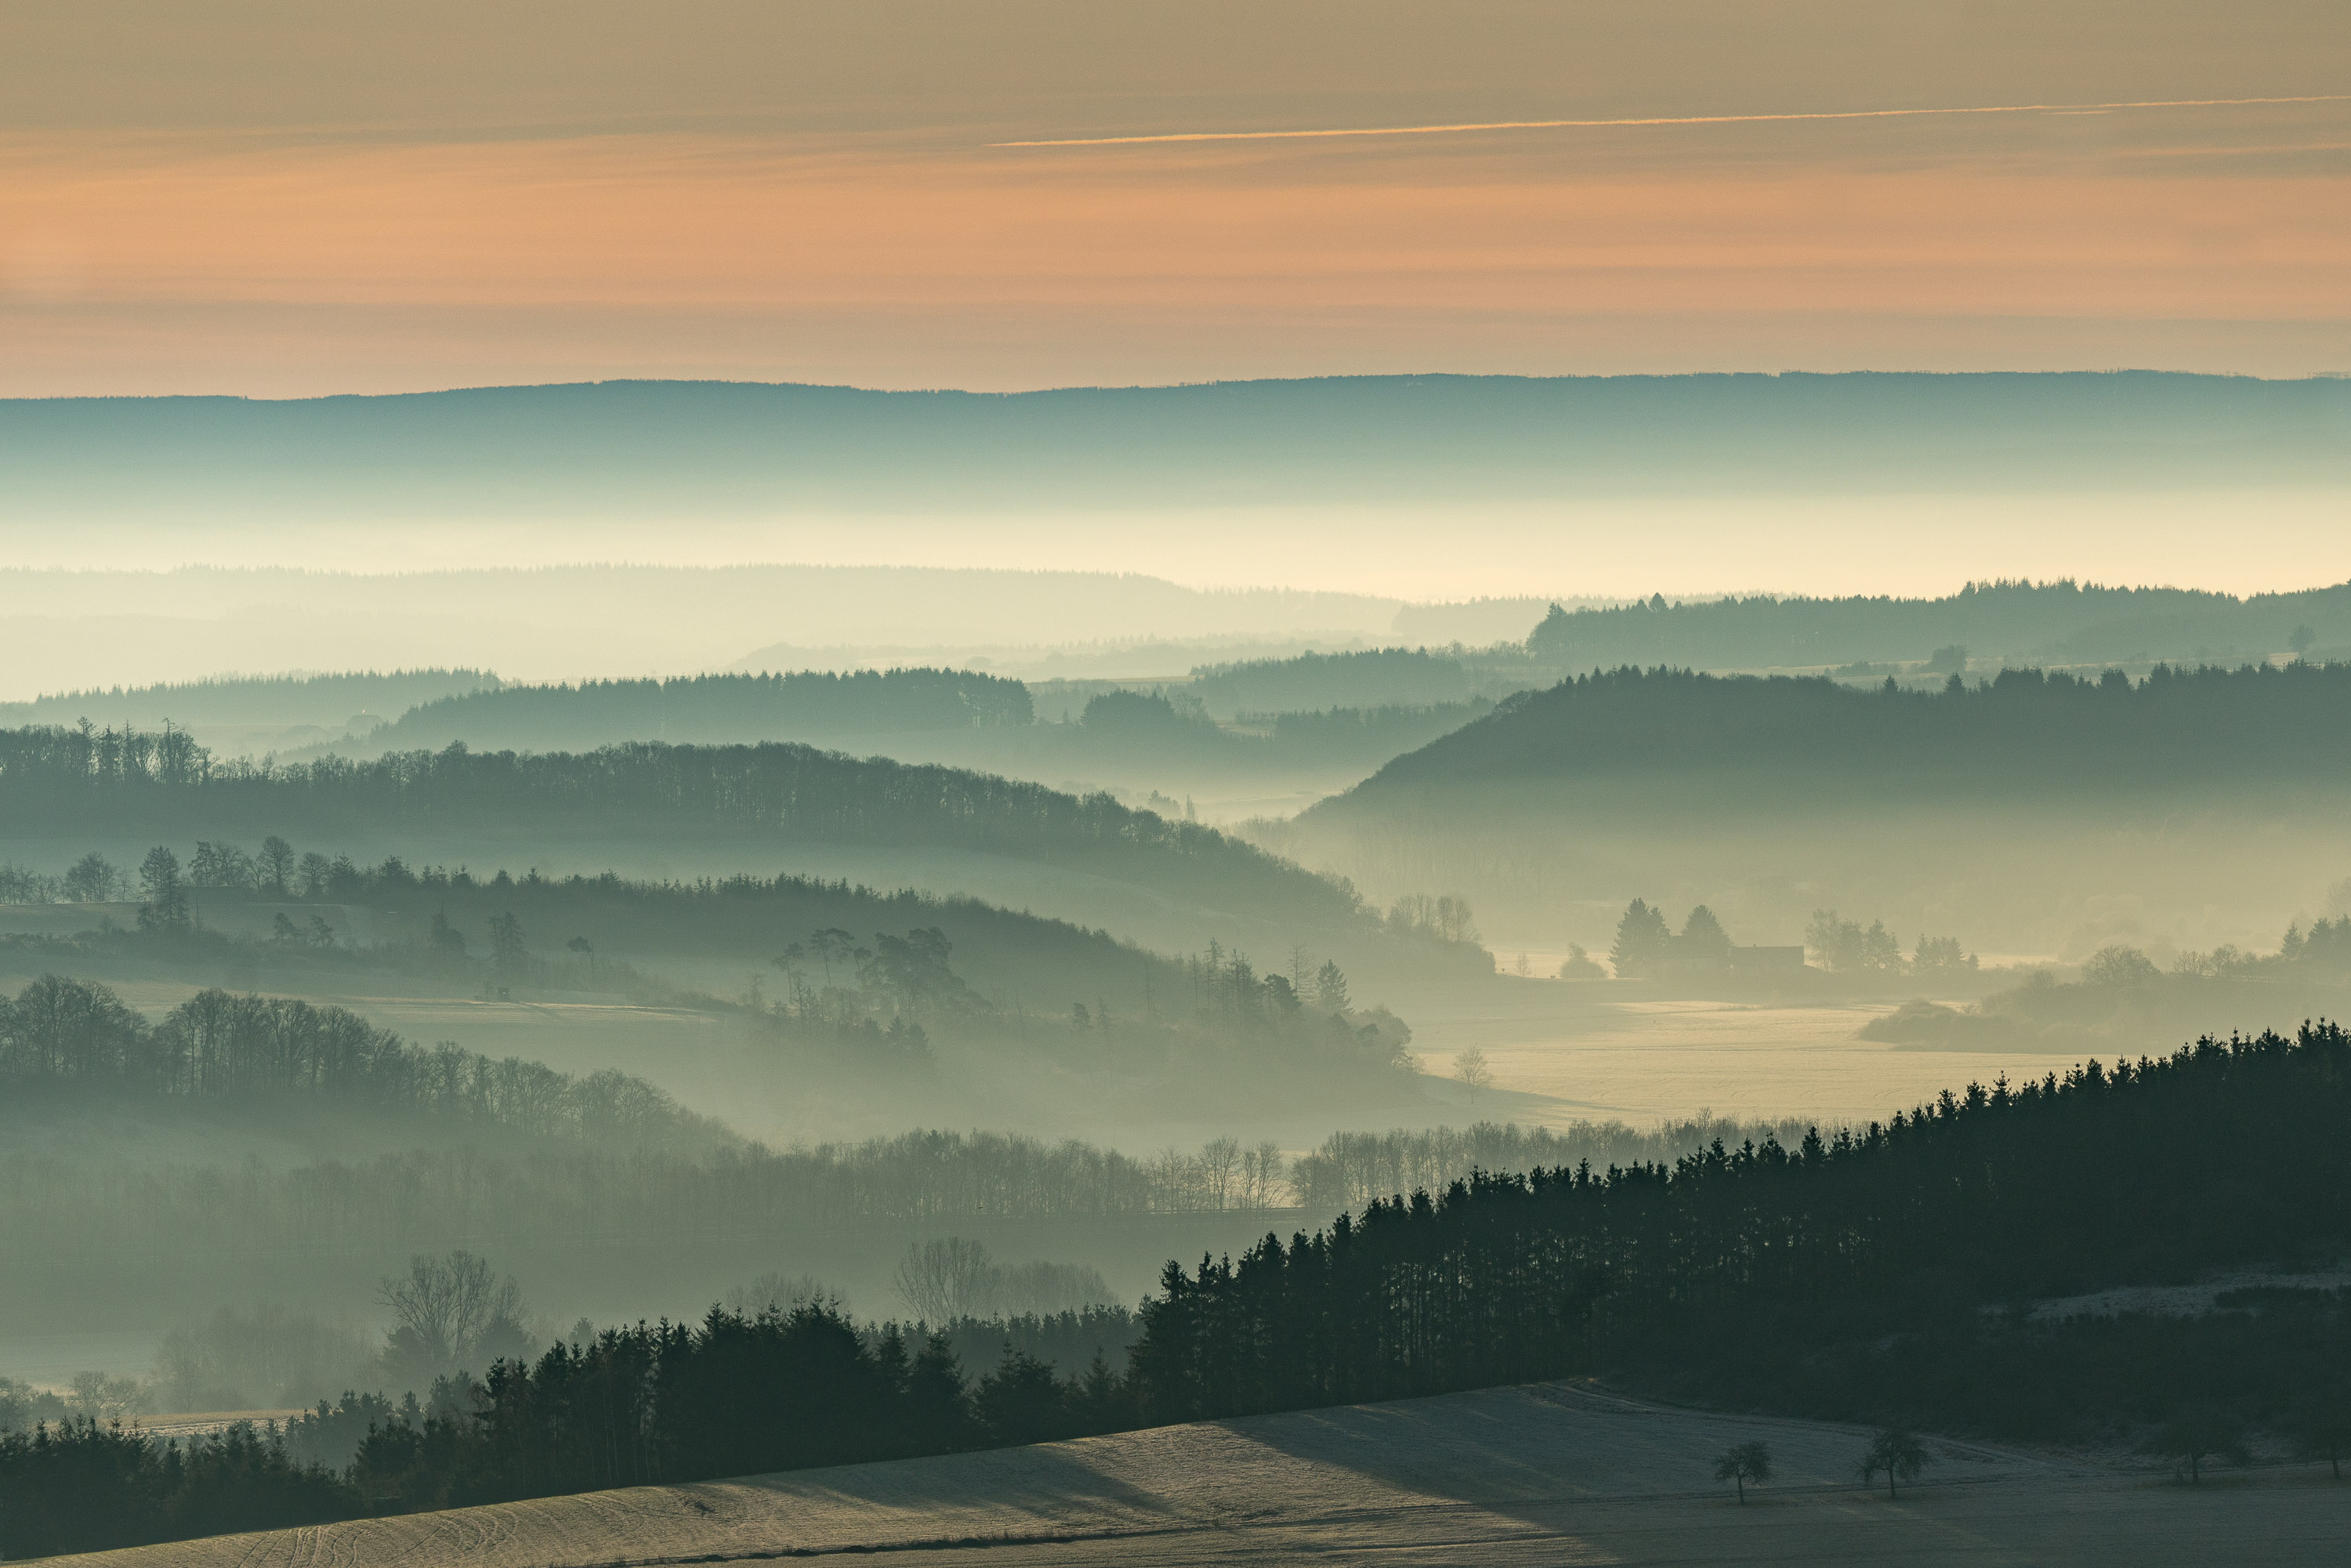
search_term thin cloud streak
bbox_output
[991,94,2350,148]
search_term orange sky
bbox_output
[2,2,2346,393]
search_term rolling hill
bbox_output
[1261,661,2351,958]
[51,1381,2347,1568]
[9,374,2346,522]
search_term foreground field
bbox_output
[52,1382,2351,1567]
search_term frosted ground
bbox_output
[56,1382,2351,1568]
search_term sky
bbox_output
[3,0,2347,397]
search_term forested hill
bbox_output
[9,373,2344,520]
[1334,661,2351,802]
[0,975,726,1153]
[1525,578,2351,672]
[0,729,1362,925]
[0,669,500,731]
[366,668,1031,753]
[1186,649,1483,717]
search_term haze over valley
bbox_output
[6,3,2350,1563]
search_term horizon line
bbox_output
[11,367,2346,405]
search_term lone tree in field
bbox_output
[2143,1406,2248,1483]
[1857,1429,1931,1498]
[2285,1388,2351,1480]
[1454,1048,1494,1105]
[1714,1439,1773,1503]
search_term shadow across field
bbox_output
[65,1380,2351,1568]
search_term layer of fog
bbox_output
[6,486,2348,611]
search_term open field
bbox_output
[50,1382,2351,1568]
[1392,983,2105,1128]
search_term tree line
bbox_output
[0,975,722,1150]
[16,1025,2351,1555]
[0,726,1363,925]
[0,668,498,732]
[1863,916,2351,1049]
[1522,578,2346,672]
[1002,687,1498,780]
[2178,914,2351,980]
[1363,659,2351,798]
[0,1302,1146,1559]
[1603,899,1975,980]
[1126,1023,2351,1424]
[1186,649,1483,716]
[1284,1115,1813,1216]
[7,831,1440,1072]
[367,667,1033,754]
[9,835,1468,1023]
[2,1115,1809,1268]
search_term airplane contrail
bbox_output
[990,94,2348,148]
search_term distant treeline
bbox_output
[0,975,723,1151]
[1262,701,1493,755]
[1285,1115,1813,1215]
[3,1118,1803,1266]
[25,1026,2351,1556]
[1355,661,2351,798]
[1523,578,2350,672]
[367,668,1032,752]
[1864,918,2351,1051]
[233,852,1202,1014]
[1072,688,1491,773]
[0,727,1360,922]
[1189,649,1486,716]
[0,668,501,731]
[78,839,1445,1045]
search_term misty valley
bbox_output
[5,562,2351,1559]
[9,0,2351,1543]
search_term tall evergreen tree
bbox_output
[1610,899,1671,978]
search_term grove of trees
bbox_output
[1523,578,2349,672]
[0,975,722,1150]
[1126,1023,2351,1425]
[368,668,1034,753]
[15,1023,2351,1556]
[0,726,1364,925]
[1360,659,2351,798]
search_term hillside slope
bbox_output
[1346,661,2351,795]
[0,730,1431,965]
[1261,663,2351,954]
[1525,579,2351,672]
[56,1382,2349,1568]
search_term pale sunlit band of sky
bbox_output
[991,93,2351,147]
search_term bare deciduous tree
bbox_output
[893,1237,998,1324]
[1454,1048,1494,1104]
[1200,1136,1241,1210]
[889,1240,1113,1323]
[1240,1141,1290,1211]
[378,1251,527,1371]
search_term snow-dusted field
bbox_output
[54,1382,2351,1567]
